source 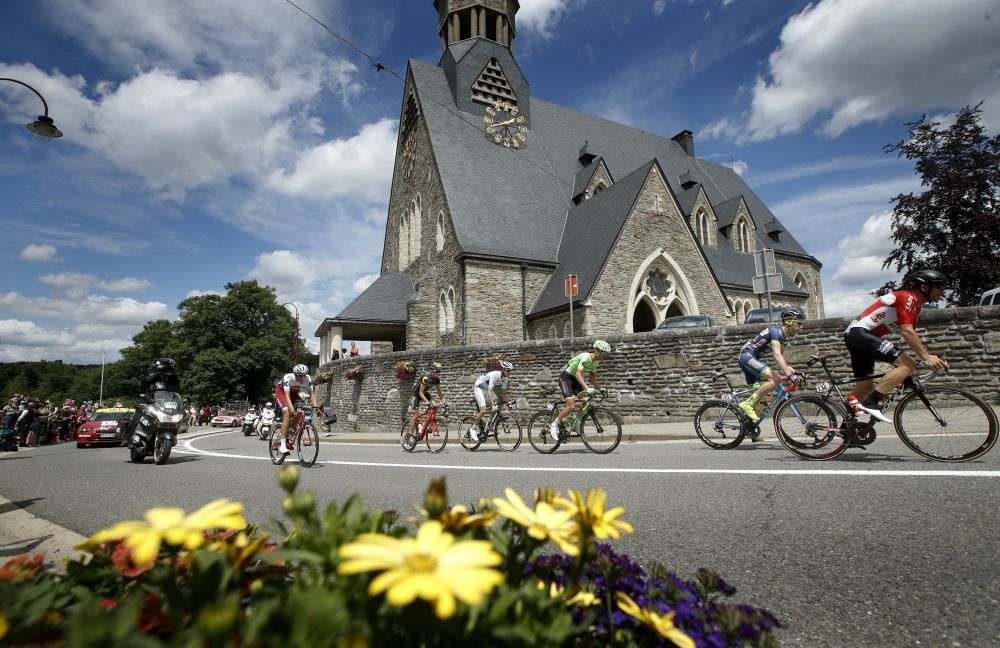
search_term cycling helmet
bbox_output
[781,307,806,322]
[431,362,443,370]
[265,402,272,408]
[902,268,947,289]
[292,363,309,375]
[153,357,178,372]
[593,340,611,353]
[498,360,514,371]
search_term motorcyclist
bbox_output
[126,358,180,440]
[256,402,277,436]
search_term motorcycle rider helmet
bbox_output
[498,360,514,371]
[293,363,309,375]
[265,402,273,408]
[593,340,612,354]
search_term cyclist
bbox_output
[274,364,317,455]
[737,308,805,435]
[550,340,610,438]
[844,268,949,424]
[407,362,445,439]
[468,360,513,441]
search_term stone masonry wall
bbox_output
[318,305,1000,432]
[775,254,825,319]
[465,261,550,344]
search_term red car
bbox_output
[76,407,133,448]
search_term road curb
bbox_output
[0,494,87,572]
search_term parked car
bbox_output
[744,308,807,325]
[980,286,1000,306]
[76,407,133,448]
[210,413,243,428]
[657,314,714,329]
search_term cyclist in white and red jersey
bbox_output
[844,269,948,422]
[274,364,317,455]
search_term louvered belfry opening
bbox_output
[472,58,518,107]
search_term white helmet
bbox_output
[293,363,308,375]
[265,402,272,408]
[499,360,514,371]
[593,340,611,353]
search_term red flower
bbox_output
[0,553,46,581]
[111,542,155,577]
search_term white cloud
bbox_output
[654,1,668,17]
[248,251,320,301]
[38,272,96,299]
[518,0,588,39]
[186,289,223,298]
[822,211,903,316]
[18,244,60,262]
[0,319,135,363]
[730,159,748,176]
[352,273,379,294]
[98,277,151,293]
[0,292,171,326]
[266,119,397,202]
[744,0,1000,141]
[770,176,918,233]
[750,155,903,187]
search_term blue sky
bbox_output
[1,0,998,363]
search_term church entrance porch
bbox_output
[625,249,698,333]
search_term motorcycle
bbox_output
[241,411,258,437]
[256,410,276,440]
[127,390,187,465]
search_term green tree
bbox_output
[881,103,1000,304]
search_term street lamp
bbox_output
[281,302,300,363]
[1,77,63,138]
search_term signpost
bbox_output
[564,274,579,341]
[752,249,782,321]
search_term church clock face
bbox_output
[483,100,527,148]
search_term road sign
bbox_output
[564,274,579,298]
[753,248,776,275]
[752,273,783,294]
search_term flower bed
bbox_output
[393,359,416,381]
[344,364,364,381]
[0,470,780,646]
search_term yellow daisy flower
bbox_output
[0,613,8,639]
[413,503,497,534]
[537,580,601,607]
[616,592,695,648]
[338,521,503,619]
[492,488,579,556]
[82,499,247,565]
[566,488,634,540]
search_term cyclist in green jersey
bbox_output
[550,340,611,438]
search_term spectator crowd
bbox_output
[1,396,99,451]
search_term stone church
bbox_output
[316,0,824,363]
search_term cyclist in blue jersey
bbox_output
[550,340,610,438]
[737,308,805,430]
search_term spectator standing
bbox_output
[350,342,360,357]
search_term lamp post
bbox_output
[0,77,63,138]
[281,302,300,363]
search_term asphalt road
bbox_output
[1,426,998,647]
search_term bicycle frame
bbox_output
[470,401,514,438]
[807,354,938,422]
[416,405,447,439]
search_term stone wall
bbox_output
[318,306,1000,432]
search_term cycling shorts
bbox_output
[844,327,902,379]
[558,371,586,399]
[409,395,432,412]
[274,385,304,411]
[738,352,772,385]
[473,386,490,410]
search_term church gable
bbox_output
[471,57,519,107]
[572,157,614,204]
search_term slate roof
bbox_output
[572,156,605,201]
[332,273,414,323]
[406,48,817,286]
[675,185,702,218]
[713,196,744,229]
[530,162,653,315]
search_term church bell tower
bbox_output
[434,0,519,54]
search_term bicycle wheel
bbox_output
[459,415,483,451]
[425,415,449,453]
[579,406,623,454]
[494,414,522,452]
[400,419,418,453]
[693,400,747,449]
[773,395,846,460]
[527,411,561,454]
[297,423,319,467]
[893,387,998,462]
[268,433,287,465]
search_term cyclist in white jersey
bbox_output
[468,361,513,441]
[273,364,317,455]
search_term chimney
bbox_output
[671,130,695,157]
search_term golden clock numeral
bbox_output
[503,138,511,147]
[484,117,493,124]
[510,106,519,116]
[486,126,496,134]
[486,107,496,116]
[516,115,525,123]
[511,139,520,148]
[518,126,527,134]
[493,101,502,110]
[494,134,502,143]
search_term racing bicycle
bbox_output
[268,405,319,467]
[400,404,450,453]
[527,388,622,454]
[460,400,522,451]
[774,354,997,462]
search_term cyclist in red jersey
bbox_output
[274,363,317,455]
[843,269,948,422]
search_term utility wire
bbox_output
[281,0,575,194]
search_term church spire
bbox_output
[434,0,519,54]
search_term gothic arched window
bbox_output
[436,211,445,251]
[399,210,410,269]
[410,195,422,260]
[445,287,455,333]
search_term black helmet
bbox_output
[781,307,806,322]
[902,269,947,289]
[152,357,178,371]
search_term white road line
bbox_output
[181,434,999,477]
